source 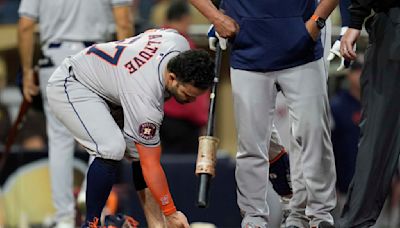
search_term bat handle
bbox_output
[197,173,212,208]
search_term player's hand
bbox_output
[22,69,39,103]
[211,13,239,38]
[305,19,320,42]
[327,27,355,71]
[208,25,227,51]
[166,211,190,228]
[340,28,361,60]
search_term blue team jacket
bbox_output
[221,0,323,72]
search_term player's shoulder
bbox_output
[146,29,190,51]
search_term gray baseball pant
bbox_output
[231,59,336,228]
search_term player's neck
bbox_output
[162,69,169,89]
[162,69,173,100]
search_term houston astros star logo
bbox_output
[139,122,156,140]
[143,127,152,136]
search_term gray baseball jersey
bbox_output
[65,29,190,146]
[18,0,132,44]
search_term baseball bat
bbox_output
[0,71,38,171]
[196,43,223,208]
[0,99,31,170]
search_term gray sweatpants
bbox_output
[231,59,336,228]
[337,8,400,228]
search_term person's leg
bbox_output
[286,129,310,228]
[39,49,76,226]
[268,125,292,227]
[338,9,400,228]
[77,156,95,211]
[282,19,331,227]
[277,59,336,227]
[45,104,76,223]
[231,68,278,227]
[269,125,292,198]
[269,125,291,192]
[47,65,126,223]
[40,43,89,226]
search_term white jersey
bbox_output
[65,29,190,146]
[18,0,132,44]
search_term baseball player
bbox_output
[17,0,133,226]
[46,29,215,227]
[190,0,339,227]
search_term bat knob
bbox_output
[197,173,212,208]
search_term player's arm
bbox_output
[135,143,189,228]
[348,0,373,30]
[18,16,39,102]
[121,93,188,227]
[314,0,340,20]
[305,0,339,40]
[112,6,134,40]
[327,0,353,71]
[339,0,351,28]
[135,143,176,215]
[189,0,238,38]
[340,0,372,60]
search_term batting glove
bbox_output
[208,25,227,51]
[327,27,356,71]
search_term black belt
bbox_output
[49,41,95,49]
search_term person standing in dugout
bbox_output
[190,0,339,227]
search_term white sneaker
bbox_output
[77,189,86,204]
[190,222,217,228]
[55,219,75,228]
[77,189,86,212]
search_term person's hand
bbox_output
[391,177,400,207]
[207,25,227,51]
[211,13,239,38]
[166,211,190,228]
[305,19,320,42]
[340,28,361,60]
[327,27,355,71]
[22,69,39,102]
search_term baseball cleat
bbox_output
[81,217,100,228]
[104,213,139,228]
[313,221,334,228]
[280,196,291,228]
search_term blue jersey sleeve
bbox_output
[340,0,352,27]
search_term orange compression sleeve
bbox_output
[136,143,177,216]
